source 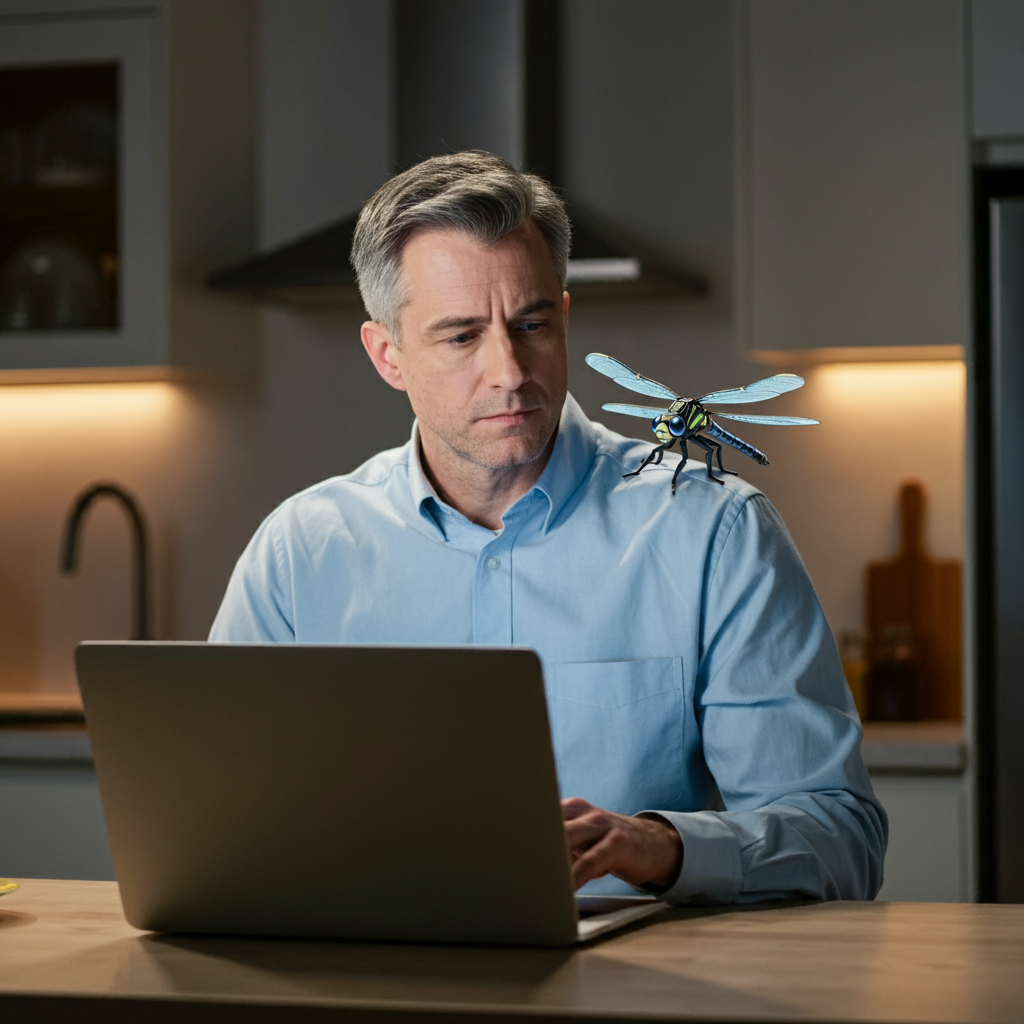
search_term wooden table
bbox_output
[2,880,1022,1023]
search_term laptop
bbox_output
[76,642,666,946]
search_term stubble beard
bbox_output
[440,424,556,472]
[427,394,561,473]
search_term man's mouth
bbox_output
[478,409,538,426]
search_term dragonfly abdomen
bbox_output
[706,421,769,466]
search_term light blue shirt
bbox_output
[211,394,887,903]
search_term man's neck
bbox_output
[418,434,556,531]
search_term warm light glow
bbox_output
[812,361,965,409]
[0,382,180,428]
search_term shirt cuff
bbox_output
[635,809,743,903]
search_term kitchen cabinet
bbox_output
[0,0,255,381]
[738,0,969,361]
[870,773,969,901]
[972,0,1024,143]
[863,722,970,901]
[0,728,113,880]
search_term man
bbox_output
[211,151,886,902]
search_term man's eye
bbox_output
[518,320,545,333]
[447,333,473,345]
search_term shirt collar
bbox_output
[406,392,598,538]
[529,393,599,533]
[405,423,451,539]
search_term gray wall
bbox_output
[0,0,965,693]
[258,0,393,247]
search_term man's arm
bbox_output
[561,494,886,903]
[656,494,886,902]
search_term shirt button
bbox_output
[486,556,501,571]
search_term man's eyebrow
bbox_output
[514,299,558,318]
[425,314,484,335]
[425,299,558,336]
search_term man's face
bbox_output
[370,222,569,476]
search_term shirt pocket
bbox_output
[543,656,685,815]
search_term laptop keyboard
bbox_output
[575,895,656,919]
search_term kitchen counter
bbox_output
[861,721,966,773]
[0,692,83,721]
[2,879,1023,1024]
[0,716,966,771]
[0,693,87,764]
[0,691,86,765]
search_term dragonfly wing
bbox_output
[586,352,679,401]
[602,403,668,419]
[714,412,820,426]
[700,373,805,405]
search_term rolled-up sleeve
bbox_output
[647,494,887,903]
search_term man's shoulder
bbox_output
[268,442,414,527]
[585,417,764,513]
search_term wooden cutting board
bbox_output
[866,481,962,720]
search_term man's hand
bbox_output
[562,797,683,892]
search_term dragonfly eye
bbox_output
[668,415,685,437]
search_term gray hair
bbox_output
[351,151,571,341]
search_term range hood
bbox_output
[208,0,708,303]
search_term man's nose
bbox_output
[482,326,530,390]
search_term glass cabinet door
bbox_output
[0,13,163,375]
[0,61,119,332]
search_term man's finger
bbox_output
[561,797,595,821]
[564,811,614,852]
[570,830,629,889]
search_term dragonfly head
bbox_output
[652,416,673,443]
[652,413,686,442]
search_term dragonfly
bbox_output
[585,352,820,495]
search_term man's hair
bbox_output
[351,151,571,341]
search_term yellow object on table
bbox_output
[0,880,18,896]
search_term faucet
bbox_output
[61,483,151,641]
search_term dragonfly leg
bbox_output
[623,441,670,479]
[708,437,738,476]
[671,457,688,496]
[690,436,724,484]
[669,439,690,495]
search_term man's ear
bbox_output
[563,290,570,323]
[361,321,407,392]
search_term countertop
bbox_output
[1,719,968,773]
[860,720,966,773]
[0,693,88,762]
[2,879,1022,1024]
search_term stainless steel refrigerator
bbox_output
[974,165,1024,901]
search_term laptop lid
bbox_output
[77,642,582,946]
